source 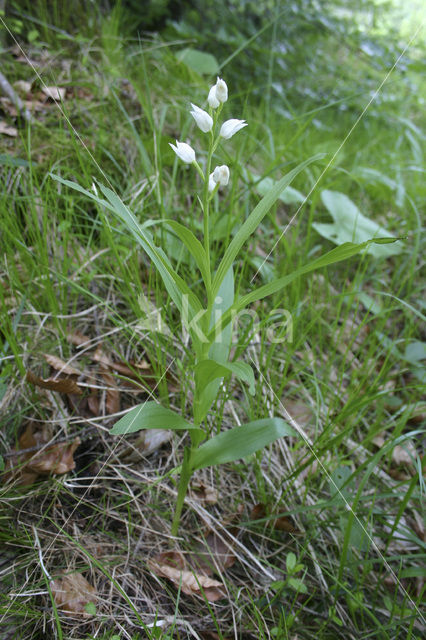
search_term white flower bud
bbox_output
[190,103,213,133]
[213,164,230,186]
[208,172,217,192]
[169,140,196,164]
[219,118,247,139]
[215,77,228,103]
[208,84,220,109]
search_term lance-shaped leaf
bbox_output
[98,184,203,316]
[194,359,255,424]
[111,401,201,436]
[195,359,255,395]
[208,238,401,341]
[211,154,324,298]
[191,418,296,470]
[161,219,210,288]
[50,175,203,322]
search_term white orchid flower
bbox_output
[219,118,247,139]
[208,172,217,192]
[213,164,230,186]
[215,77,228,103]
[190,103,213,133]
[169,140,196,164]
[207,84,220,109]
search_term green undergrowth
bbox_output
[0,2,424,639]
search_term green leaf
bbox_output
[50,173,114,211]
[176,48,219,75]
[0,154,30,167]
[288,577,308,594]
[111,401,200,436]
[194,358,255,423]
[208,238,399,340]
[209,265,234,363]
[98,184,203,313]
[195,359,255,395]
[161,219,210,288]
[50,175,204,322]
[313,190,402,258]
[191,418,296,470]
[254,175,306,204]
[212,154,323,298]
[84,601,96,615]
[286,552,296,572]
[404,341,426,364]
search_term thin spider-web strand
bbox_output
[0,16,114,189]
[250,21,424,283]
[249,354,425,624]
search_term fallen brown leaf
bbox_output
[100,366,120,414]
[26,370,82,395]
[67,331,91,347]
[13,80,32,94]
[42,86,66,101]
[372,435,417,474]
[51,572,96,617]
[0,97,18,117]
[0,121,17,137]
[285,400,314,429]
[43,353,82,377]
[119,429,172,462]
[87,393,100,416]
[191,529,237,575]
[189,482,218,506]
[149,557,224,601]
[4,423,80,485]
[93,346,153,380]
[250,503,301,534]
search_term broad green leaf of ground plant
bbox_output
[176,48,219,75]
[193,359,255,423]
[191,418,296,469]
[212,153,324,298]
[313,190,402,258]
[253,174,306,204]
[208,238,400,339]
[110,401,202,436]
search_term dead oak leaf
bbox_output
[189,482,218,506]
[148,559,224,602]
[250,503,301,534]
[118,429,172,462]
[5,423,80,484]
[26,370,82,395]
[43,353,82,377]
[67,331,91,347]
[51,572,96,617]
[190,529,237,576]
[42,86,66,101]
[0,121,18,137]
[100,366,120,414]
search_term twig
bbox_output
[0,69,31,122]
